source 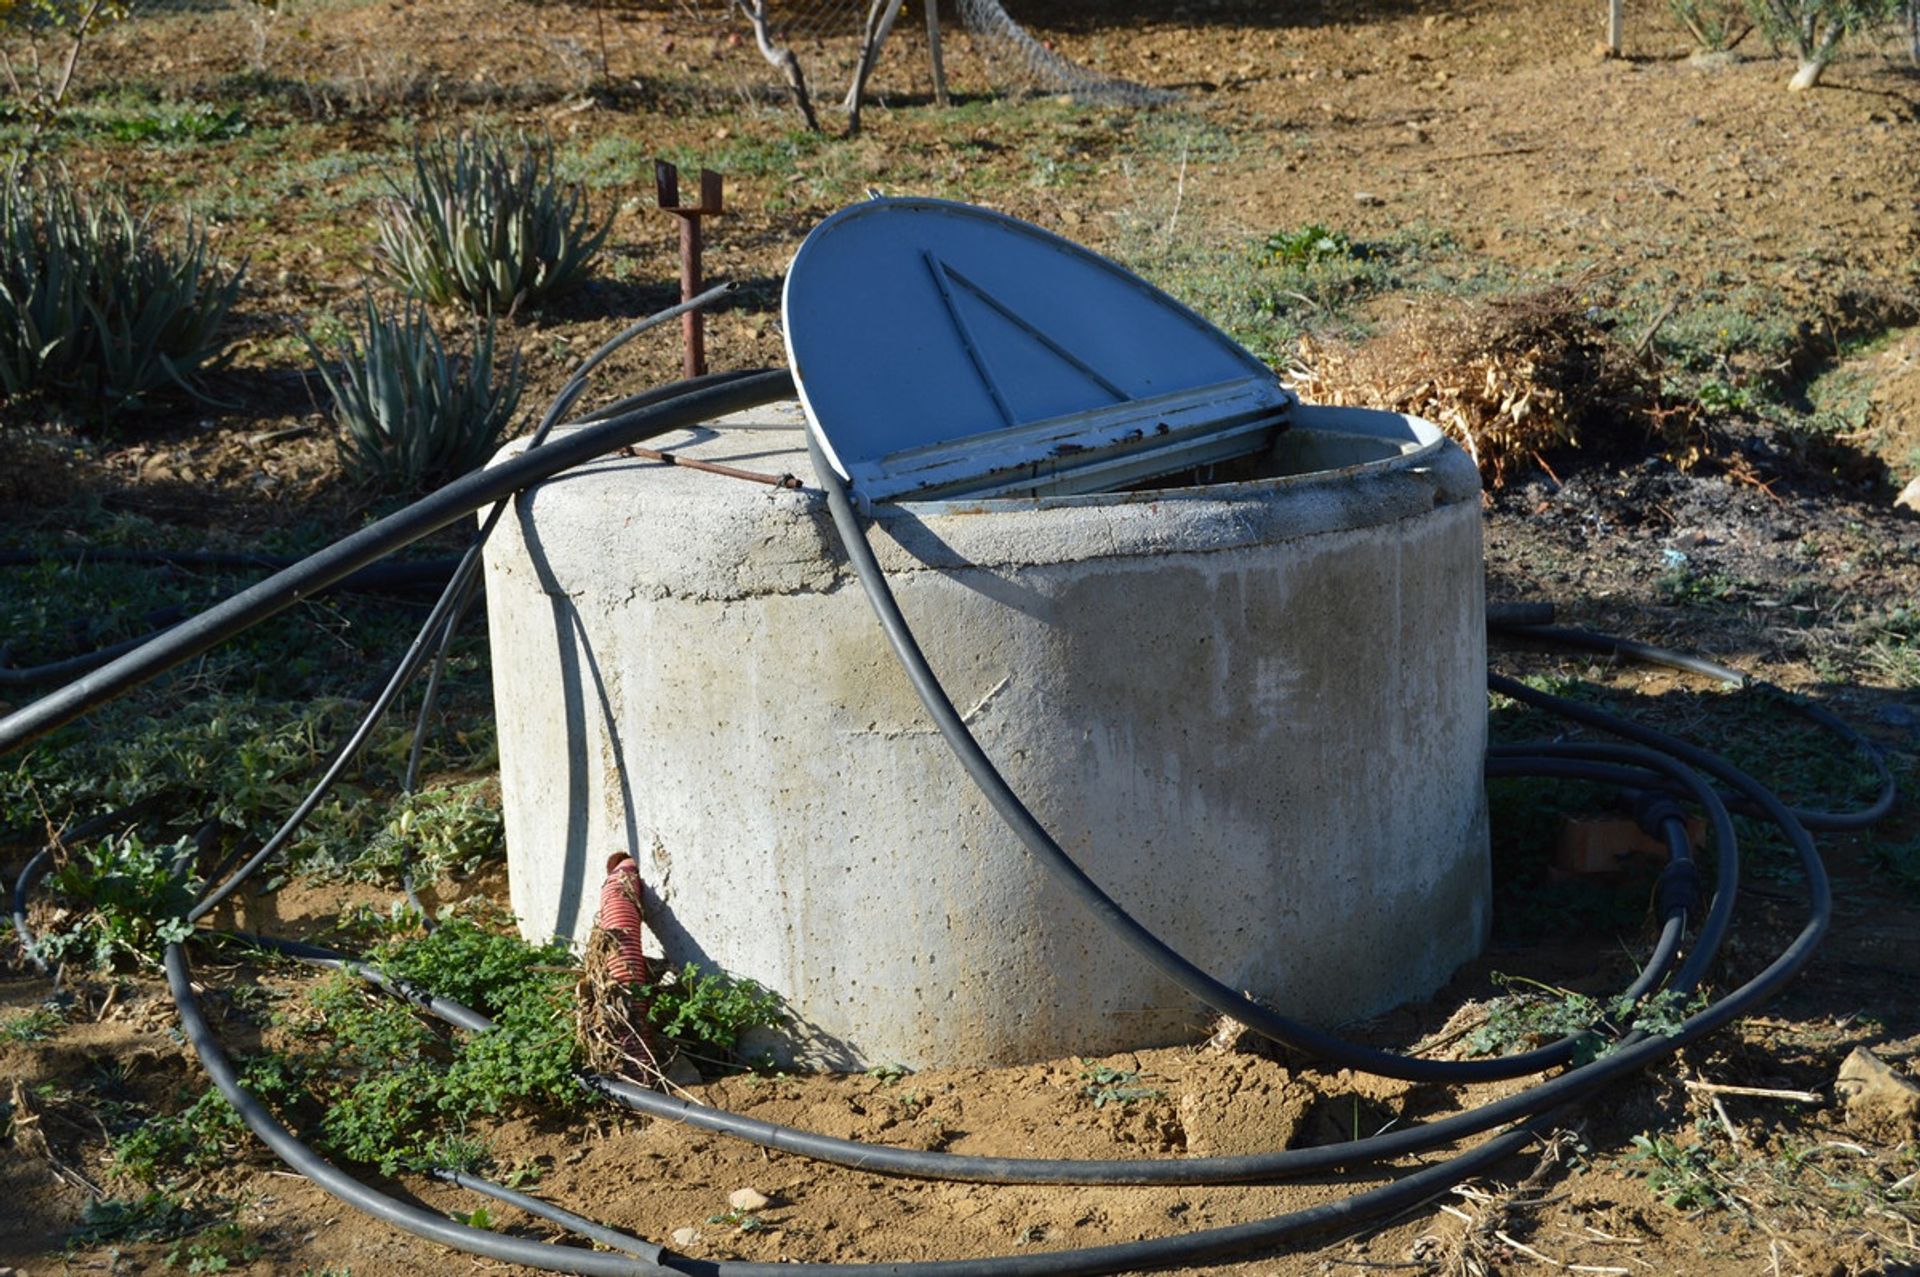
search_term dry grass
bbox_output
[1290,286,1671,488]
[575,921,667,1088]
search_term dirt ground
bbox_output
[4,1,1920,1275]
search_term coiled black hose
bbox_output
[4,361,1891,1275]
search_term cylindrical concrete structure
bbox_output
[483,400,1488,1069]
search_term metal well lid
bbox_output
[783,198,1292,504]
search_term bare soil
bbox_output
[4,2,1920,1275]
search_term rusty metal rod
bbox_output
[618,445,802,488]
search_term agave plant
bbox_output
[304,293,523,493]
[0,165,243,421]
[374,129,611,315]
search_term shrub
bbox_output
[374,129,610,315]
[1748,0,1903,88]
[0,165,243,421]
[1670,0,1754,48]
[304,292,522,492]
[0,0,136,146]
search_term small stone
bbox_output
[1836,1047,1920,1142]
[665,1054,704,1088]
[1895,474,1920,514]
[1353,192,1385,207]
[671,1227,702,1248]
[728,1187,770,1213]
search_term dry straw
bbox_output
[1291,286,1673,488]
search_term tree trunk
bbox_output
[844,0,907,135]
[926,0,950,106]
[735,0,821,131]
[1786,17,1845,90]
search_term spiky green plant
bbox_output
[304,293,522,492]
[0,165,243,421]
[374,129,610,315]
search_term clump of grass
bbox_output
[304,292,522,492]
[1292,285,1673,487]
[0,164,243,422]
[375,128,610,315]
[1,1004,65,1041]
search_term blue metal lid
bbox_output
[783,197,1292,504]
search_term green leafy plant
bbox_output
[642,962,782,1055]
[1263,223,1352,267]
[191,918,590,1176]
[68,1191,203,1246]
[33,831,199,971]
[1627,1133,1736,1211]
[100,102,247,146]
[1077,1060,1164,1108]
[1467,977,1703,1065]
[706,1208,767,1233]
[167,1221,260,1273]
[0,164,243,421]
[304,292,522,492]
[374,128,610,314]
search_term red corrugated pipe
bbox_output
[595,851,656,1070]
[598,851,649,986]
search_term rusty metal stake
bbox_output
[654,160,724,380]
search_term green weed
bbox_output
[1627,1133,1735,1212]
[1,1004,66,1041]
[1654,292,1801,380]
[706,1208,767,1233]
[1262,224,1352,267]
[33,831,199,971]
[68,1191,203,1245]
[98,103,249,146]
[1655,565,1744,606]
[1077,1060,1164,1108]
[167,1220,261,1272]
[1468,977,1702,1065]
[642,962,782,1055]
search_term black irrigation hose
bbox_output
[1491,620,1897,831]
[4,357,1886,1273]
[811,434,1757,1088]
[0,370,797,759]
[431,1167,662,1259]
[0,560,463,691]
[159,704,1831,1269]
[165,936,1554,1277]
